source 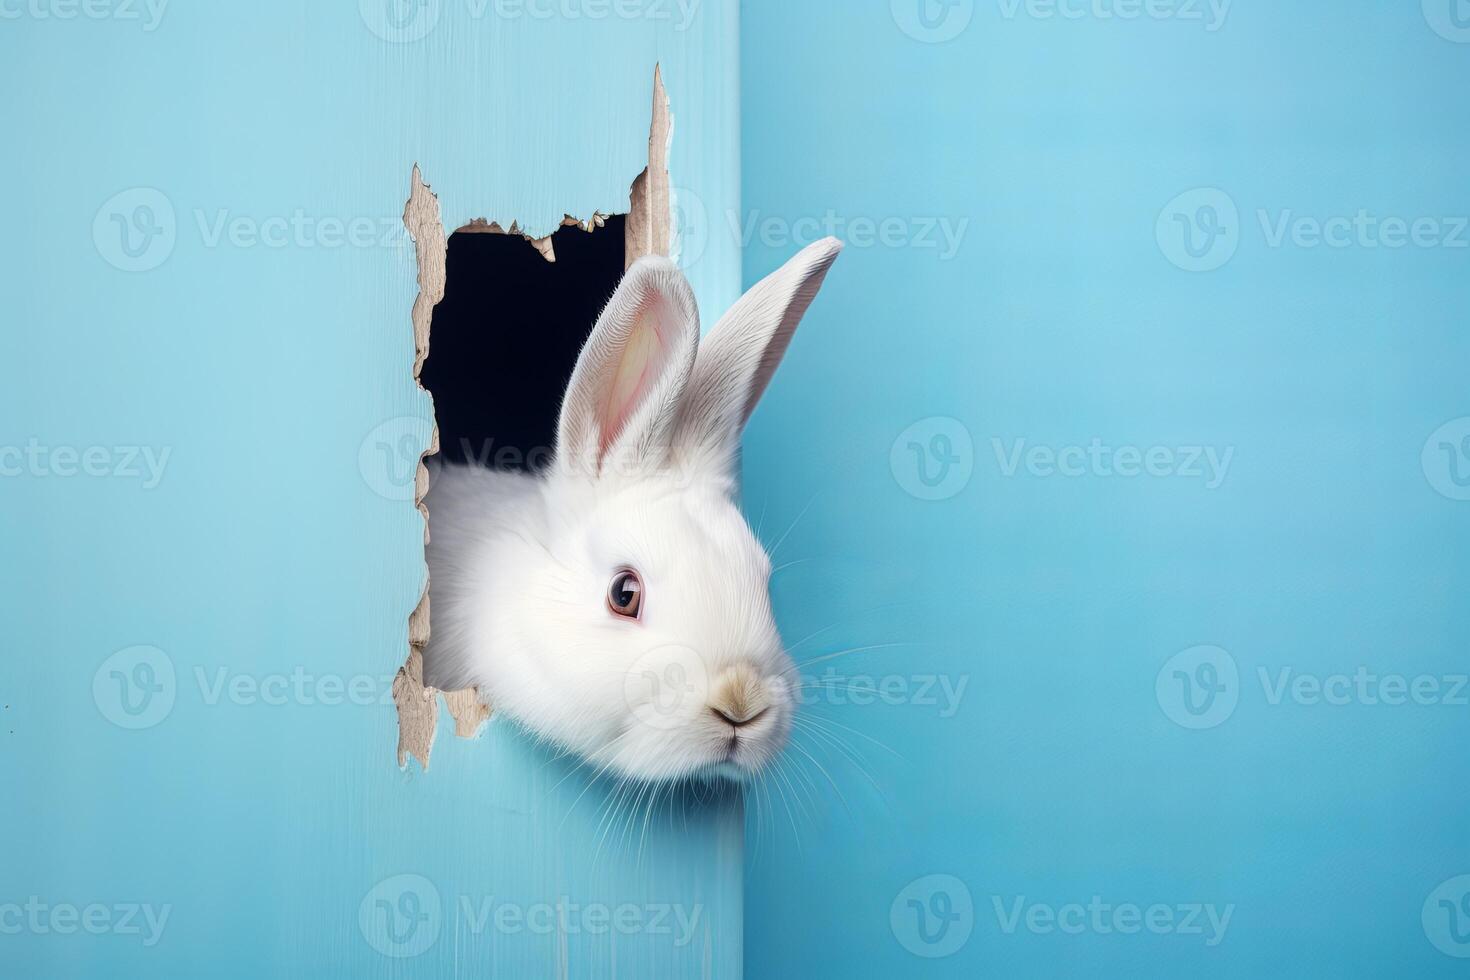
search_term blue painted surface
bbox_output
[6,3,1469,976]
[1,3,743,977]
[739,2,1470,977]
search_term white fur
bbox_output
[423,238,842,783]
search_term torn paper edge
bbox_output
[625,64,671,268]
[394,65,673,769]
[453,213,610,263]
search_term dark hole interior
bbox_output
[422,214,627,471]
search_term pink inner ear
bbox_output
[598,297,672,461]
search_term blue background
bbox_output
[2,1,1468,977]
[738,1,1470,977]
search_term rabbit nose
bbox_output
[712,704,769,728]
[708,664,769,727]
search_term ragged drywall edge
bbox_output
[392,177,607,768]
[405,165,447,381]
[455,214,610,263]
[625,63,671,268]
[394,65,672,769]
[393,165,451,770]
[392,647,437,769]
[443,687,490,737]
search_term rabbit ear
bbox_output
[556,256,700,478]
[674,237,842,485]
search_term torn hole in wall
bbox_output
[393,66,673,769]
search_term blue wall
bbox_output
[739,2,1470,977]
[1,3,744,977]
[5,3,1469,977]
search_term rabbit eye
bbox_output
[607,568,643,620]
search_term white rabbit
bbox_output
[422,237,842,783]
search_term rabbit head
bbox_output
[488,238,842,783]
